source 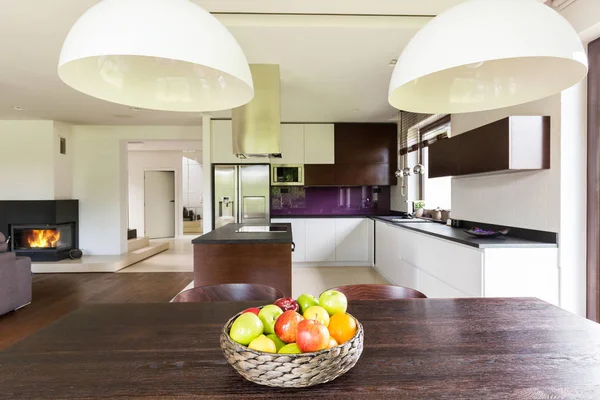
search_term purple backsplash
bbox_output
[271,186,391,216]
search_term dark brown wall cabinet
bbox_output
[304,164,336,186]
[333,123,397,186]
[428,116,550,178]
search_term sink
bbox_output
[236,226,287,233]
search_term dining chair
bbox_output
[328,284,427,300]
[172,283,284,302]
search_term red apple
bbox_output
[274,297,299,312]
[274,310,304,343]
[296,319,330,353]
[242,307,260,316]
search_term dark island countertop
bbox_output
[191,223,293,245]
[371,216,558,249]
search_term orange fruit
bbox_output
[328,313,357,344]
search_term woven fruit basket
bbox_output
[220,310,364,388]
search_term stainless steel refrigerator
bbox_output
[213,164,270,229]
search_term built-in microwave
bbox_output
[271,164,304,186]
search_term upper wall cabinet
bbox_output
[428,116,550,178]
[211,120,239,164]
[335,123,397,164]
[272,124,305,165]
[304,124,335,164]
[333,123,397,186]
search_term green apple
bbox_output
[278,343,302,354]
[303,305,330,327]
[318,290,348,316]
[230,313,264,345]
[258,304,283,334]
[266,333,286,352]
[248,334,277,353]
[297,293,319,314]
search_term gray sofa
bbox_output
[0,233,32,316]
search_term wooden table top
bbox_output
[1,298,599,399]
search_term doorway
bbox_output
[144,171,176,239]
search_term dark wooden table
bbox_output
[1,298,600,399]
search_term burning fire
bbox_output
[26,230,60,248]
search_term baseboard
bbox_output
[14,302,31,311]
[292,261,373,268]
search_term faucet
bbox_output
[405,200,416,217]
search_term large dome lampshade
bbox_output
[388,0,588,114]
[58,0,254,112]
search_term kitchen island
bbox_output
[192,223,293,297]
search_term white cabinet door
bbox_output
[374,221,399,282]
[211,120,239,164]
[335,218,369,262]
[418,269,469,298]
[304,124,335,164]
[271,218,307,263]
[483,248,559,305]
[305,219,336,262]
[274,124,305,165]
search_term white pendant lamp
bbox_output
[388,0,588,114]
[58,0,253,112]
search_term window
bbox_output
[422,147,451,210]
[399,112,451,211]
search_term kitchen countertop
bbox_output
[371,216,558,249]
[191,223,293,245]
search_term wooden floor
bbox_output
[0,272,193,351]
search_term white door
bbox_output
[145,171,176,239]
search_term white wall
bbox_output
[53,121,73,199]
[71,126,202,255]
[0,120,55,200]
[128,151,185,237]
[450,94,561,232]
[560,79,588,317]
[202,115,213,234]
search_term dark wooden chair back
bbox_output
[172,283,284,302]
[329,284,427,300]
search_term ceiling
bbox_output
[0,0,549,125]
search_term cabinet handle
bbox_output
[291,242,296,252]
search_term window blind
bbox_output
[398,111,450,155]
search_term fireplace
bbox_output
[0,200,79,262]
[10,223,75,261]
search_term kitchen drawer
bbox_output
[395,226,484,296]
[418,269,469,299]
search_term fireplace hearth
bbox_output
[0,200,79,262]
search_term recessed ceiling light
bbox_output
[389,59,397,66]
[12,106,27,111]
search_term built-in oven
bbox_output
[272,164,304,186]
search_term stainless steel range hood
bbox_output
[232,64,281,158]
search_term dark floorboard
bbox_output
[0,272,193,351]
